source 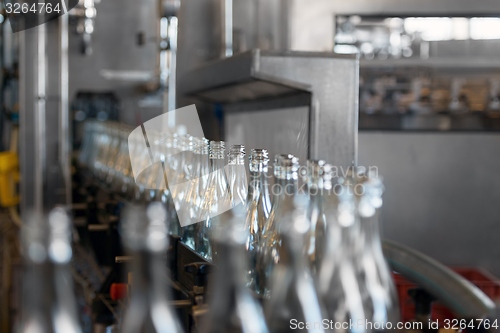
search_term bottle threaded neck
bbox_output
[194,138,210,154]
[306,160,333,190]
[228,144,246,164]
[351,167,384,218]
[274,154,299,180]
[249,149,269,172]
[209,141,226,159]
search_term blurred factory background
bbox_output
[1,0,500,332]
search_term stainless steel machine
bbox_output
[178,50,359,167]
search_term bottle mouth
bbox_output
[249,148,269,161]
[209,141,226,159]
[249,149,270,171]
[228,144,246,163]
[306,160,334,189]
[274,154,299,179]
[335,167,385,218]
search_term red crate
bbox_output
[393,268,500,324]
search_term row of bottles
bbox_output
[18,175,397,333]
[60,120,400,332]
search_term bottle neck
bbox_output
[131,250,170,298]
[247,167,271,209]
[248,167,271,201]
[359,212,383,254]
[210,157,226,171]
[21,222,81,333]
[228,155,245,165]
[277,177,298,203]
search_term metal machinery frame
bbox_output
[178,49,359,167]
[19,13,70,217]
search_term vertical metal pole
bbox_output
[167,16,177,118]
[60,13,71,206]
[280,0,291,51]
[19,28,27,218]
[221,0,233,57]
[35,21,47,214]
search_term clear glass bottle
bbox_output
[264,195,326,333]
[317,171,368,333]
[112,125,134,196]
[19,208,82,333]
[191,138,210,220]
[197,141,231,260]
[179,137,201,248]
[93,122,112,178]
[353,170,400,329]
[161,131,181,236]
[78,120,96,167]
[170,134,196,210]
[130,128,159,203]
[120,202,183,333]
[101,123,122,182]
[144,130,167,202]
[256,154,299,298]
[227,144,247,207]
[244,149,272,292]
[304,160,333,277]
[201,204,270,333]
[104,124,124,186]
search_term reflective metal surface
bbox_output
[179,50,359,168]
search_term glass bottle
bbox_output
[178,137,200,221]
[304,160,333,277]
[112,125,134,196]
[144,130,167,202]
[170,134,195,210]
[19,208,83,333]
[178,137,201,248]
[256,154,299,298]
[120,202,183,333]
[244,149,272,292]
[317,171,368,333]
[227,144,247,207]
[92,122,112,178]
[264,195,326,333]
[353,170,400,329]
[161,131,182,236]
[130,128,158,203]
[78,120,95,167]
[197,141,231,260]
[182,138,210,249]
[104,124,124,186]
[201,204,270,333]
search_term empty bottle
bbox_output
[120,203,183,333]
[244,149,272,292]
[181,138,209,249]
[197,141,231,260]
[353,169,400,331]
[227,144,248,207]
[316,170,372,333]
[264,195,326,333]
[201,204,270,333]
[256,154,299,297]
[304,160,334,276]
[19,208,83,333]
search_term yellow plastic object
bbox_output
[0,152,20,207]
